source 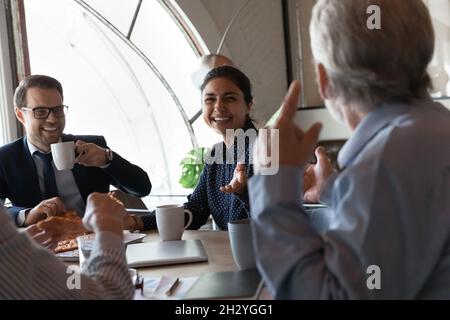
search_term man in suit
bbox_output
[0,75,151,226]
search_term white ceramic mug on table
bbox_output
[155,204,193,241]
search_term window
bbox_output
[426,0,450,98]
[0,1,16,146]
[24,0,221,206]
[286,0,450,108]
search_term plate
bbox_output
[56,232,146,262]
[55,249,80,262]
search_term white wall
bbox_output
[295,108,350,141]
[176,0,288,126]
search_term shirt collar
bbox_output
[26,137,61,156]
[243,118,257,131]
[337,101,410,169]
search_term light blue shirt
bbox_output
[17,139,85,225]
[249,98,450,299]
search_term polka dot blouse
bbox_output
[141,120,256,231]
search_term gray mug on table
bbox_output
[228,218,256,270]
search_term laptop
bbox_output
[183,269,263,300]
[126,239,208,268]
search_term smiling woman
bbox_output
[201,75,252,140]
[132,66,258,232]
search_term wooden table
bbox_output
[136,230,238,278]
[69,229,272,299]
[134,230,273,300]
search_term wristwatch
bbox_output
[105,148,113,164]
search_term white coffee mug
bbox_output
[51,141,75,170]
[156,204,193,241]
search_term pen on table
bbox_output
[165,278,180,296]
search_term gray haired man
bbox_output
[250,0,450,299]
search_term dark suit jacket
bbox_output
[0,134,151,223]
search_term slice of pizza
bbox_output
[37,194,123,253]
[37,210,91,253]
[53,238,79,253]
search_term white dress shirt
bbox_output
[17,139,85,225]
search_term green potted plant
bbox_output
[179,147,210,188]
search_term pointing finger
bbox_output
[275,81,301,127]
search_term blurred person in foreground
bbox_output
[0,193,134,299]
[249,0,450,299]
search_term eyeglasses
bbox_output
[20,105,68,119]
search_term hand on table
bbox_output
[25,197,66,226]
[26,224,57,251]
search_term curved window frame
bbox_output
[73,0,206,149]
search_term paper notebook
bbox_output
[126,239,208,268]
[183,269,263,300]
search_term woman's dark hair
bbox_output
[200,66,253,106]
[14,75,63,107]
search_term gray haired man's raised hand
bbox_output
[253,81,322,174]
